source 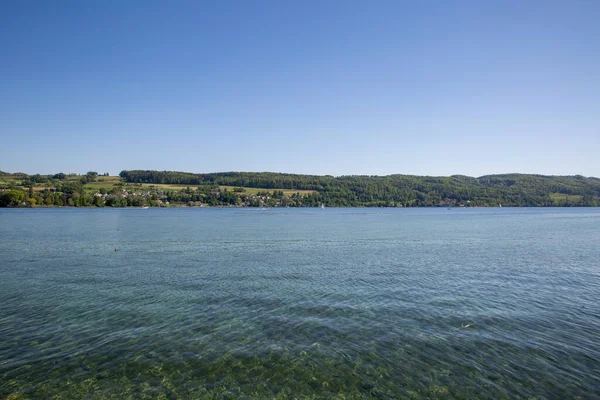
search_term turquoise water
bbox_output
[1,208,599,399]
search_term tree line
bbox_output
[118,170,600,207]
[2,170,600,207]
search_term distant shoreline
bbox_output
[2,170,600,208]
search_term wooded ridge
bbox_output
[1,170,599,207]
[117,170,600,207]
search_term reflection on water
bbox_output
[1,208,599,398]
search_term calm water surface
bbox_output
[1,208,599,399]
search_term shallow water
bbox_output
[1,207,599,399]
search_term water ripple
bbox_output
[1,208,599,398]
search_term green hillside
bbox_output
[1,170,599,207]
[118,170,600,207]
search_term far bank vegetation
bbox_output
[1,170,599,208]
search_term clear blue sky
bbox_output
[1,1,599,177]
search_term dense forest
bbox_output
[118,170,600,207]
[1,170,599,207]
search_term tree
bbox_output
[70,192,80,207]
[59,181,83,195]
[44,193,54,206]
[93,196,105,207]
[86,171,98,182]
[218,190,238,205]
[0,190,26,207]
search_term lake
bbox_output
[1,208,599,399]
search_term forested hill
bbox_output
[119,170,600,207]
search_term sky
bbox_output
[1,1,599,177]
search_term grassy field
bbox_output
[550,193,583,203]
[136,183,315,196]
[83,182,123,192]
[81,181,193,192]
[1,175,315,197]
[218,185,315,196]
[96,176,121,182]
[81,181,315,196]
[0,177,22,187]
[141,183,195,190]
[0,179,15,187]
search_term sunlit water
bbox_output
[1,208,599,399]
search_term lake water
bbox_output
[1,208,599,399]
